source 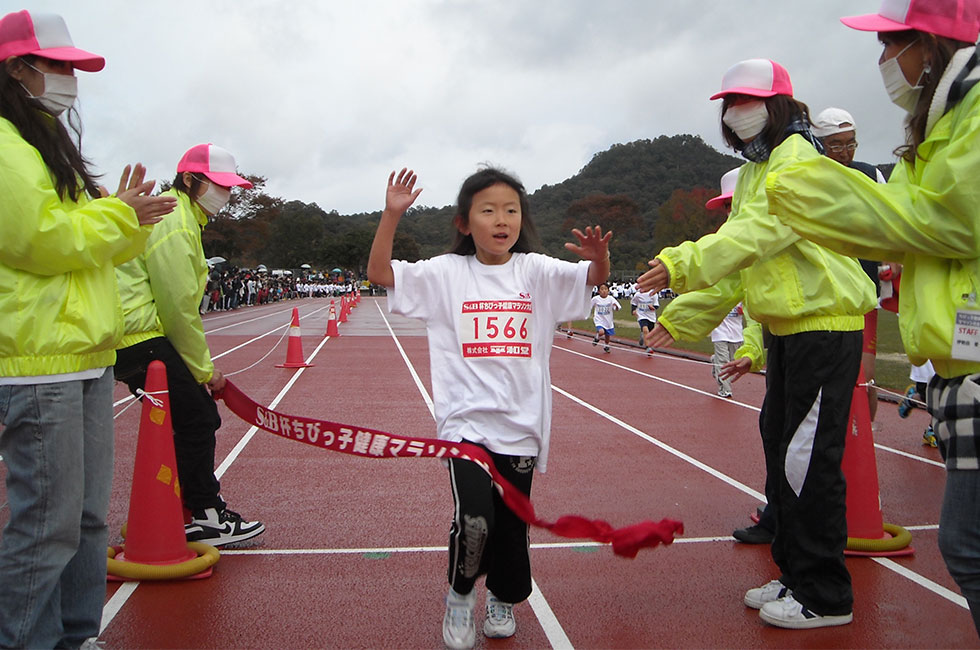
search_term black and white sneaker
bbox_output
[185,507,265,546]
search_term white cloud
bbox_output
[26,0,908,213]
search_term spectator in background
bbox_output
[811,107,887,420]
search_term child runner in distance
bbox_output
[630,284,659,355]
[367,167,611,650]
[591,283,620,352]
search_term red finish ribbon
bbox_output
[216,380,682,558]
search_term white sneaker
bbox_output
[483,589,516,638]
[744,579,790,609]
[759,594,853,629]
[442,588,476,649]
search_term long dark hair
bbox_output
[448,167,541,255]
[172,172,205,198]
[720,94,813,152]
[0,55,99,201]
[889,29,972,164]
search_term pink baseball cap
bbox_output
[177,144,253,189]
[0,10,104,72]
[842,0,980,44]
[705,167,741,210]
[710,59,793,100]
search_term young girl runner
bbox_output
[591,283,620,352]
[367,167,611,649]
[630,285,659,355]
[639,58,876,629]
[766,1,980,634]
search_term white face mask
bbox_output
[20,60,78,116]
[879,39,925,113]
[196,180,232,215]
[723,101,769,141]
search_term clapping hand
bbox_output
[637,259,669,293]
[105,164,176,226]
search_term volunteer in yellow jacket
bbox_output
[0,10,175,648]
[114,143,264,547]
[638,58,876,630]
[766,0,980,635]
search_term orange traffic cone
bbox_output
[277,307,313,367]
[107,361,219,580]
[842,367,913,556]
[325,300,340,337]
[339,295,349,323]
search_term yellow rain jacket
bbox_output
[767,78,980,380]
[115,189,215,384]
[0,117,149,377]
[657,134,876,347]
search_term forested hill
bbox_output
[385,134,743,273]
[205,134,744,274]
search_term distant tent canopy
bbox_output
[331,268,343,273]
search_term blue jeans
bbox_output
[939,469,980,636]
[0,371,114,648]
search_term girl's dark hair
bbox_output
[0,55,99,201]
[720,94,813,152]
[172,172,205,198]
[448,167,541,255]
[889,30,971,164]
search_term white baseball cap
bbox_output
[812,108,856,138]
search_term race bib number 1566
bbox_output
[460,300,532,358]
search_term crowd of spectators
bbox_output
[201,267,362,313]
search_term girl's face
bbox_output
[599,285,609,297]
[878,32,927,85]
[457,182,522,265]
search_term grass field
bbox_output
[571,299,913,393]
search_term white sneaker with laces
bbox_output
[483,589,516,638]
[442,588,476,649]
[744,579,790,609]
[184,507,265,546]
[759,594,853,629]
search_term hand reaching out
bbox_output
[644,322,674,349]
[718,357,752,383]
[385,168,422,216]
[637,259,669,293]
[565,225,612,262]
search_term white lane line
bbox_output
[557,346,945,469]
[101,323,334,632]
[554,371,959,610]
[380,302,571,649]
[100,582,138,634]
[553,385,766,502]
[873,557,968,609]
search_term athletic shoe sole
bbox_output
[760,608,853,629]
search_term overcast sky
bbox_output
[25,0,908,214]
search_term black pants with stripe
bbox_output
[447,443,535,604]
[762,330,861,616]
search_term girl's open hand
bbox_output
[385,168,422,216]
[565,225,612,261]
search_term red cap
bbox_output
[842,0,980,44]
[177,144,253,189]
[710,59,793,100]
[0,11,104,72]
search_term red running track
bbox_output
[0,296,974,648]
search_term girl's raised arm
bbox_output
[367,169,422,288]
[565,225,612,286]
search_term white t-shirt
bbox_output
[388,252,591,472]
[710,304,744,343]
[630,289,659,323]
[590,295,620,329]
